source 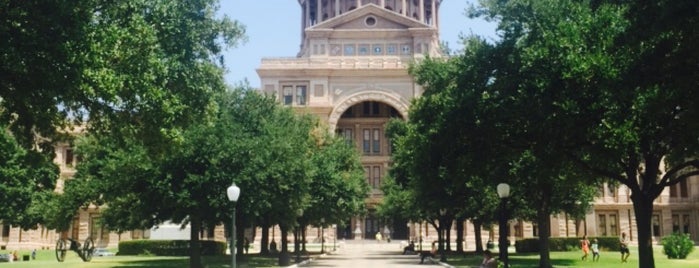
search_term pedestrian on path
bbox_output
[375,232,382,242]
[591,238,600,261]
[581,235,590,261]
[619,232,630,262]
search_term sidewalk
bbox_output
[290,240,453,268]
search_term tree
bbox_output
[304,133,368,239]
[1,0,246,149]
[60,88,320,268]
[2,0,245,234]
[469,1,699,267]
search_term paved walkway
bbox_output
[294,240,451,268]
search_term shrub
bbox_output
[118,240,226,256]
[662,233,695,259]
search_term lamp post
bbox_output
[295,209,303,263]
[439,208,447,262]
[332,224,337,251]
[418,222,423,252]
[227,183,241,268]
[497,183,511,268]
[320,218,325,254]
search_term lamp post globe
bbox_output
[227,183,240,268]
[497,183,510,198]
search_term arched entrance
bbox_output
[331,95,410,240]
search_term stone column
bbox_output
[317,0,322,23]
[402,0,406,15]
[419,0,424,22]
[335,0,340,16]
[305,0,310,26]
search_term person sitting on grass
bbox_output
[419,241,437,264]
[480,250,498,268]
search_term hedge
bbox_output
[515,237,621,253]
[118,240,226,256]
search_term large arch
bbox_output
[328,91,410,132]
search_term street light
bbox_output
[320,218,325,254]
[332,224,337,251]
[439,208,447,262]
[295,209,303,263]
[497,183,511,268]
[227,183,241,268]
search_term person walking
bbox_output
[591,238,600,261]
[375,231,382,243]
[581,235,590,261]
[620,232,630,262]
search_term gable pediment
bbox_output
[310,4,430,31]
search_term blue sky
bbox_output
[220,0,497,88]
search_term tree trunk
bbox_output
[261,224,269,254]
[456,218,464,253]
[632,191,656,268]
[537,206,552,268]
[446,222,452,252]
[189,218,203,268]
[278,226,290,266]
[301,226,307,252]
[236,218,245,257]
[474,220,484,253]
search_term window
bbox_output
[362,128,382,155]
[283,86,293,105]
[2,224,9,239]
[532,222,539,237]
[670,180,689,198]
[363,129,371,154]
[364,166,382,189]
[361,101,381,116]
[598,215,607,236]
[597,212,619,236]
[606,184,616,197]
[337,128,354,146]
[344,44,355,56]
[364,166,370,186]
[280,83,308,106]
[673,213,691,234]
[609,214,618,236]
[296,85,307,105]
[90,216,109,242]
[652,214,661,237]
[132,229,144,239]
[372,129,380,154]
[65,148,74,166]
[71,216,80,240]
[372,166,381,189]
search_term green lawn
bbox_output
[1,249,281,268]
[444,247,699,268]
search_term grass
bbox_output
[0,249,282,268]
[444,246,699,268]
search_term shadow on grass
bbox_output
[107,254,280,268]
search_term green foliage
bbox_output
[0,128,58,228]
[1,0,246,151]
[118,240,225,256]
[661,233,695,259]
[515,237,619,253]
